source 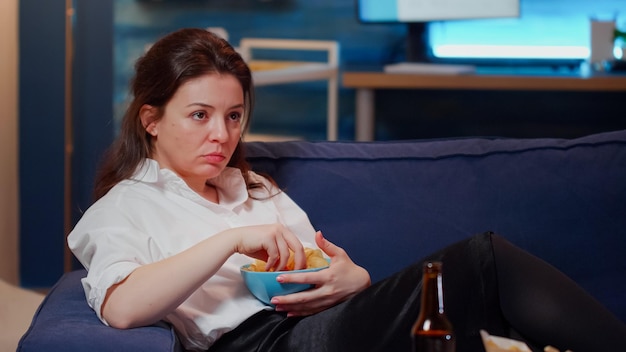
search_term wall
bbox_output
[19,0,114,288]
[19,0,68,288]
[0,0,19,284]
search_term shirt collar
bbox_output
[130,159,249,210]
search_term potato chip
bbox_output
[306,256,329,269]
[244,247,328,272]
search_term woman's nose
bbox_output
[207,116,228,142]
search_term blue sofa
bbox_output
[19,129,626,351]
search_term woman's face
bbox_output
[142,73,244,190]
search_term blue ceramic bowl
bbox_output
[241,261,329,305]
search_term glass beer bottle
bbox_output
[412,261,456,352]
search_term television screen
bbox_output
[358,0,519,23]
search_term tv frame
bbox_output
[356,0,520,23]
[354,0,583,67]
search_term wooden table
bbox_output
[342,71,626,141]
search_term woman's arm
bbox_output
[102,223,308,329]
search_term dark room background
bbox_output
[19,0,626,288]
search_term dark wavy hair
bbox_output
[93,28,259,200]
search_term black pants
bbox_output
[209,233,626,352]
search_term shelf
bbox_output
[239,39,340,140]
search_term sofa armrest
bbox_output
[17,269,181,352]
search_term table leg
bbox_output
[327,74,338,141]
[355,88,375,141]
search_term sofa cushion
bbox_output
[245,129,626,323]
[18,269,181,352]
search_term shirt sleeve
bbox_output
[67,202,160,324]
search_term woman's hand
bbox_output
[270,231,371,317]
[232,223,307,272]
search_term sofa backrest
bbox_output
[245,129,626,322]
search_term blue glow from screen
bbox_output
[359,0,626,61]
[358,1,398,22]
[429,1,625,60]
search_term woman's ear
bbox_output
[140,104,158,136]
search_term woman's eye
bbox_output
[191,111,206,120]
[228,112,242,122]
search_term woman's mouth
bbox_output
[203,153,226,163]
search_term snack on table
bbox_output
[480,330,532,352]
[544,346,573,352]
[480,330,575,352]
[244,248,328,272]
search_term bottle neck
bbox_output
[421,267,445,316]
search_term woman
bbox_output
[68,28,626,352]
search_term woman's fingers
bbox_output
[263,240,280,271]
[284,233,306,270]
[315,231,345,260]
[275,236,292,271]
[261,224,305,271]
[232,223,310,271]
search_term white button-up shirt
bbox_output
[67,159,317,350]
